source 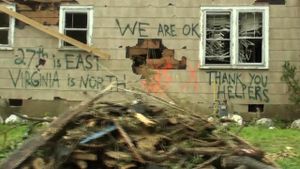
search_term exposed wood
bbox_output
[120,164,136,169]
[20,10,59,18]
[0,0,13,5]
[0,83,115,169]
[75,160,88,169]
[105,151,132,161]
[0,5,110,59]
[79,143,106,149]
[222,156,277,169]
[32,158,45,169]
[139,147,178,162]
[72,152,98,161]
[134,113,156,126]
[234,165,248,169]
[113,120,145,163]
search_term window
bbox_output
[200,7,269,69]
[59,6,93,48]
[0,5,15,50]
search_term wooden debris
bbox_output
[75,160,88,169]
[72,152,98,161]
[113,120,146,163]
[134,113,156,126]
[0,90,280,169]
[32,157,45,169]
[105,151,132,161]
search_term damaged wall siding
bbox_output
[5,0,77,25]
[0,0,299,114]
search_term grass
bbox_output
[0,124,29,160]
[231,126,300,169]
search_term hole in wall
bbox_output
[126,39,187,75]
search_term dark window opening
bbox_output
[0,13,9,27]
[64,30,87,46]
[63,12,88,47]
[248,104,264,112]
[65,13,87,28]
[126,39,187,75]
[0,30,9,44]
[8,99,23,107]
[0,12,9,45]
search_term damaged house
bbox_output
[0,0,299,119]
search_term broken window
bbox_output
[205,12,231,64]
[0,6,15,49]
[126,39,187,75]
[238,12,263,63]
[59,6,93,48]
[200,7,269,68]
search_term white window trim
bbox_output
[59,5,93,50]
[0,4,15,50]
[199,6,269,69]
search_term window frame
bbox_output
[59,5,93,49]
[0,4,15,50]
[199,6,269,69]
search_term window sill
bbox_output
[0,46,13,51]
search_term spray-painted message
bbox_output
[115,19,200,38]
[8,48,126,91]
[207,71,269,102]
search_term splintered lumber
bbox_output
[105,151,132,161]
[72,152,98,161]
[0,83,114,169]
[75,160,88,169]
[134,113,156,126]
[113,120,145,163]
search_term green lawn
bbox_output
[231,126,300,169]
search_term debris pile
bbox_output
[0,93,278,169]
